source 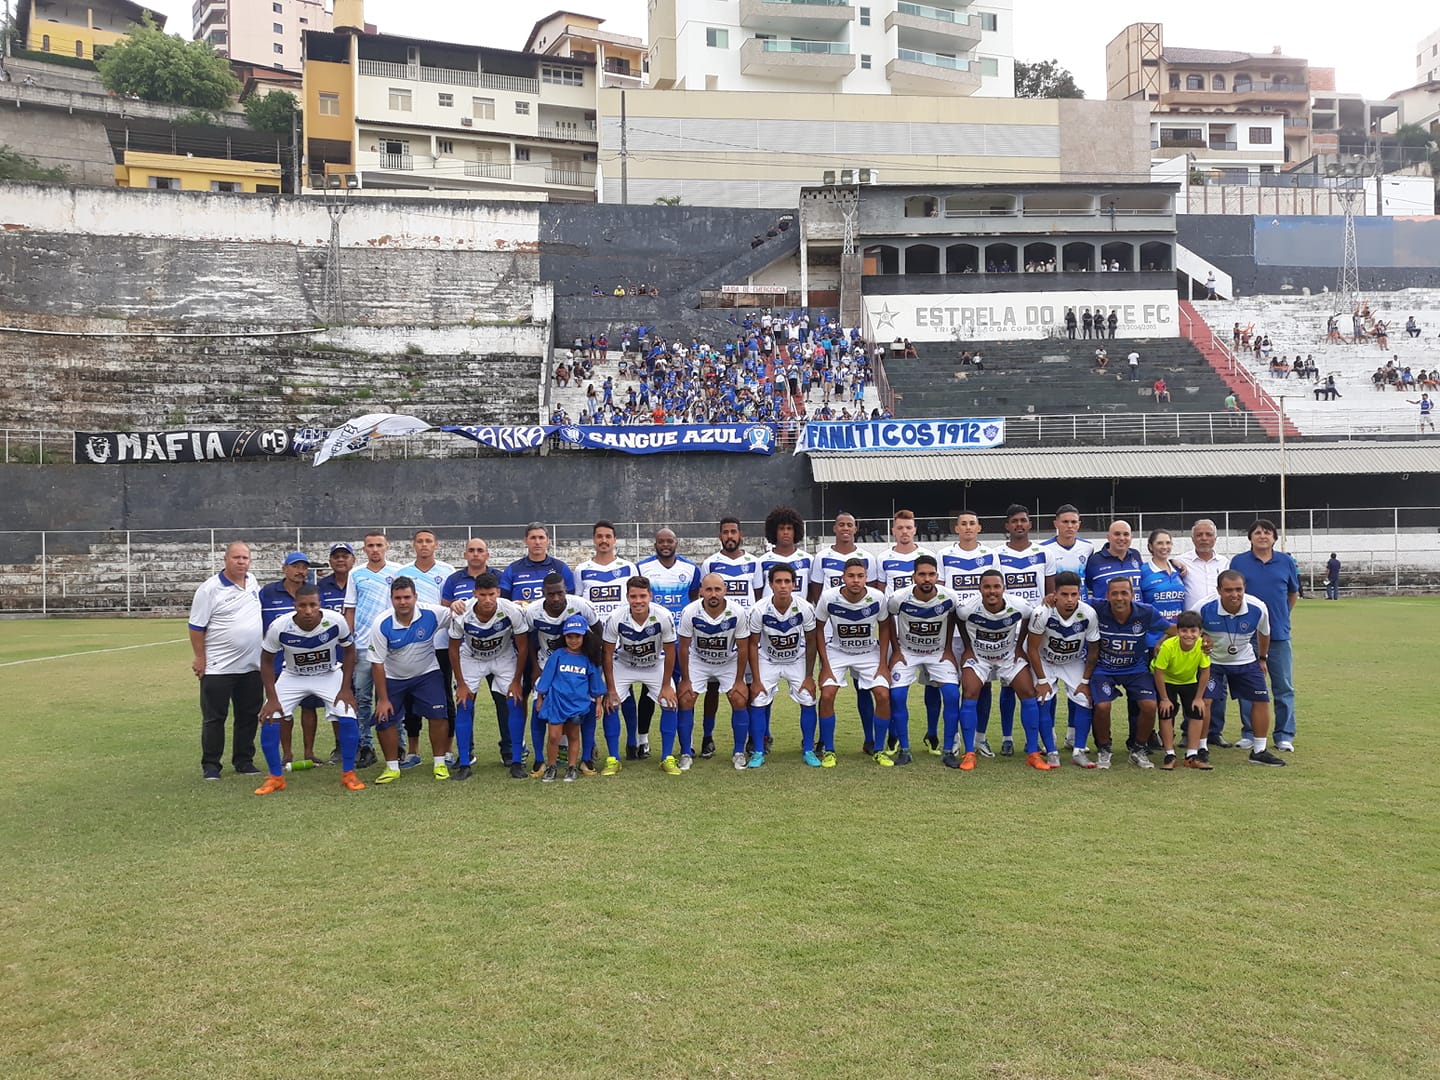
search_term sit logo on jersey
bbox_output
[723,579,751,598]
[1003,572,1035,590]
[907,620,944,639]
[290,649,330,672]
[590,583,624,607]
[768,632,800,653]
[1048,637,1083,657]
[836,622,874,642]
[697,634,730,653]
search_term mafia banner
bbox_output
[865,290,1179,342]
[555,423,776,455]
[795,418,1005,454]
[441,425,555,452]
[74,428,321,464]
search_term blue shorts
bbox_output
[1090,670,1157,704]
[1205,662,1270,704]
[379,670,448,725]
[546,713,588,728]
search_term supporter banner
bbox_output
[795,418,1005,454]
[555,424,776,455]
[312,413,431,467]
[442,425,555,452]
[74,428,312,464]
[866,290,1179,342]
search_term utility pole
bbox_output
[291,104,302,196]
[619,89,628,205]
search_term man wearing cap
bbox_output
[318,543,360,764]
[258,551,326,767]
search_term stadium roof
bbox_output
[808,443,1440,484]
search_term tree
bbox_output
[0,145,70,183]
[244,90,298,135]
[1379,122,1438,172]
[1014,59,1085,100]
[96,17,240,110]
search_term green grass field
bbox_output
[2,600,1438,1079]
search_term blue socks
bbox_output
[975,682,993,733]
[888,686,911,750]
[1019,695,1042,754]
[799,704,818,752]
[940,684,960,750]
[678,707,695,758]
[581,711,597,763]
[337,715,359,771]
[506,698,526,765]
[453,699,474,769]
[622,695,639,750]
[923,684,942,741]
[260,720,283,777]
[748,705,769,752]
[603,707,622,760]
[702,712,716,742]
[530,700,545,769]
[731,707,750,756]
[856,688,875,746]
[1071,703,1093,751]
[959,698,979,753]
[999,685,1017,739]
[660,707,679,759]
[819,713,836,754]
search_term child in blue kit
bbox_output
[534,615,608,783]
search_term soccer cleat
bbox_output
[1248,749,1287,767]
[862,740,875,756]
[1064,727,1076,751]
[509,762,528,780]
[253,775,287,796]
[660,755,682,776]
[578,760,598,777]
[542,765,557,783]
[892,749,913,766]
[202,766,221,781]
[637,743,651,760]
[374,767,401,784]
[1160,753,1177,771]
[340,770,366,790]
[1072,749,1096,769]
[1197,747,1211,765]
[433,763,450,781]
[959,751,976,771]
[355,746,378,769]
[1046,751,1061,769]
[872,749,895,767]
[444,751,458,766]
[1128,749,1155,770]
[700,737,716,759]
[678,753,694,772]
[530,761,548,779]
[1000,738,1015,757]
[327,747,343,767]
[1146,734,1164,753]
[400,753,423,770]
[747,751,766,769]
[601,756,622,777]
[1025,751,1052,771]
[975,737,995,759]
[733,752,749,771]
[1096,749,1113,770]
[235,762,262,776]
[1210,735,1233,749]
[625,745,639,761]
[1183,756,1213,771]
[802,750,823,767]
[922,734,942,756]
[1236,737,1256,750]
[1276,740,1295,753]
[942,751,960,769]
[821,751,837,768]
[448,766,471,782]
[563,766,578,782]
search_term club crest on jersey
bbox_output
[1131,623,1141,633]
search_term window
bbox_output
[515,147,531,161]
[705,27,728,48]
[473,97,495,120]
[541,65,584,86]
[438,92,453,107]
[1234,75,1252,92]
[273,2,282,11]
[979,12,997,31]
[208,30,227,45]
[515,100,530,115]
[975,56,998,77]
[210,181,242,192]
[860,53,871,70]
[1168,73,1180,90]
[389,87,412,111]
[273,43,283,54]
[859,7,870,26]
[41,34,49,51]
[317,92,340,116]
[273,22,283,34]
[75,40,84,57]
[1212,74,1225,90]
[149,177,181,190]
[1186,74,1204,90]
[437,139,454,154]
[1249,126,1273,144]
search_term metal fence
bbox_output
[3,507,1437,615]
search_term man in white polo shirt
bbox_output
[188,541,264,781]
[1174,518,1232,746]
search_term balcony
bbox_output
[885,3,981,52]
[536,122,598,142]
[1284,116,1310,129]
[464,162,512,179]
[357,59,539,96]
[740,37,856,82]
[1160,81,1309,108]
[544,167,594,188]
[739,0,855,36]
[886,49,981,94]
[379,152,413,171]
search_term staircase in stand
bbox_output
[1179,300,1299,438]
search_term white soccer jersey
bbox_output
[1040,536,1095,583]
[395,559,456,607]
[343,561,402,650]
[1027,602,1100,669]
[677,599,750,666]
[603,603,677,670]
[938,543,996,607]
[450,597,530,662]
[814,585,888,658]
[636,555,701,624]
[877,545,935,594]
[1197,595,1270,667]
[958,594,1035,663]
[808,546,880,592]
[886,585,961,658]
[748,596,817,666]
[366,604,453,680]
[573,558,640,620]
[525,595,598,668]
[756,548,815,601]
[700,550,762,609]
[994,543,1052,606]
[262,610,352,676]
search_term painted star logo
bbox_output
[872,303,899,333]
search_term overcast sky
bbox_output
[150,0,1432,100]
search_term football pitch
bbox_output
[2,599,1437,1080]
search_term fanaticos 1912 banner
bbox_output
[794,418,1005,454]
[74,429,322,464]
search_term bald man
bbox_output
[189,541,264,781]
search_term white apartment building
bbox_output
[1418,26,1440,85]
[1150,114,1286,181]
[194,0,333,72]
[647,0,1014,98]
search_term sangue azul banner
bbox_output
[795,418,1004,454]
[555,424,776,455]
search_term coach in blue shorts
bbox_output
[1083,577,1173,771]
[1199,570,1285,768]
[368,577,455,783]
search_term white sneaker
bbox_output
[1129,748,1156,770]
[1276,740,1295,752]
[1236,737,1256,750]
[975,737,996,759]
[732,752,748,771]
[1064,727,1076,751]
[678,753,694,771]
[1072,749,1096,769]
[1046,751,1061,768]
[1096,749,1113,770]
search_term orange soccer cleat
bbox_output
[959,751,977,771]
[340,771,366,791]
[1025,751,1053,771]
[253,775,287,796]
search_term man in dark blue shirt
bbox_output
[498,523,576,604]
[316,543,353,614]
[1083,577,1173,770]
[442,537,493,605]
[1229,519,1300,752]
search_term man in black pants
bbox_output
[189,541,264,780]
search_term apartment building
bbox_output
[523,10,647,90]
[194,0,334,73]
[16,0,164,61]
[647,0,1014,98]
[1418,26,1440,85]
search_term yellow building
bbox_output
[18,0,166,62]
[114,151,283,193]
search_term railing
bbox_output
[896,1,970,22]
[537,123,598,141]
[356,59,539,95]
[1284,117,1310,128]
[379,152,413,171]
[463,162,512,179]
[761,39,851,54]
[761,0,853,5]
[544,168,595,187]
[896,48,972,70]
[1208,140,1238,151]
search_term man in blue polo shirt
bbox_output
[317,544,353,614]
[1084,521,1148,752]
[1228,519,1299,753]
[499,523,576,604]
[1082,577,1174,770]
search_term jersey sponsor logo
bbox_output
[1047,637,1082,657]
[696,634,732,654]
[836,622,875,641]
[767,632,800,652]
[621,639,660,664]
[589,583,624,605]
[908,620,944,639]
[723,579,751,596]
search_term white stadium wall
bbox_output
[866,290,1181,341]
